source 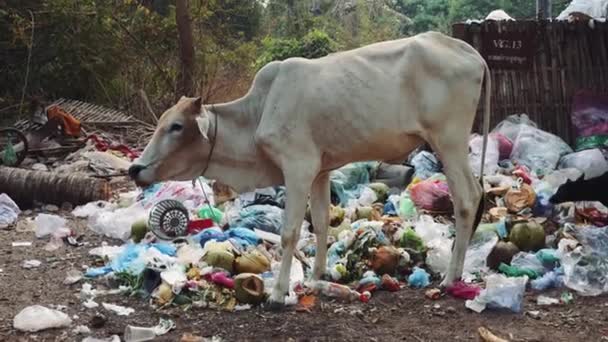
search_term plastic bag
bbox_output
[465,274,528,313]
[463,230,499,281]
[415,215,452,275]
[0,193,20,229]
[229,204,283,235]
[557,0,608,20]
[512,125,572,175]
[72,201,116,218]
[558,225,608,296]
[89,204,148,240]
[330,162,378,205]
[13,305,72,332]
[491,132,514,160]
[494,114,573,175]
[407,267,430,288]
[558,149,608,179]
[510,252,547,275]
[410,178,453,212]
[139,179,214,211]
[34,214,67,238]
[469,134,499,176]
[410,151,442,179]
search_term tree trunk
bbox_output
[176,0,195,97]
[0,166,111,208]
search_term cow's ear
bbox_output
[195,110,209,140]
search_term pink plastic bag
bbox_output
[491,132,513,160]
[446,281,481,300]
[410,179,453,212]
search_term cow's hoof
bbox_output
[265,299,285,312]
[439,276,458,289]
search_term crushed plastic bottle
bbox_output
[310,280,361,302]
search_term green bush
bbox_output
[255,29,335,70]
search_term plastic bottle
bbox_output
[311,280,361,302]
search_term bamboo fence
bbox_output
[453,20,608,144]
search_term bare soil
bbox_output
[1,211,607,342]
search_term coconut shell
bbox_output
[486,241,520,270]
[234,273,265,305]
[235,249,271,274]
[131,219,148,243]
[509,221,545,252]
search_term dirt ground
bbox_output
[1,209,607,342]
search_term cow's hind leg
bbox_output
[267,164,319,310]
[428,131,483,287]
[310,172,330,280]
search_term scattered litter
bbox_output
[478,326,509,342]
[102,302,135,316]
[0,193,20,228]
[537,295,560,306]
[73,325,91,334]
[124,318,175,342]
[13,305,72,332]
[64,269,84,285]
[34,213,67,238]
[22,259,42,269]
[465,274,528,313]
[82,335,120,342]
[11,241,32,247]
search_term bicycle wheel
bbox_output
[0,128,28,167]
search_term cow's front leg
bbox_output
[267,169,316,310]
[310,172,330,280]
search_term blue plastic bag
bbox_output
[408,267,430,288]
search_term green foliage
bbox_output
[0,0,574,122]
[255,29,336,70]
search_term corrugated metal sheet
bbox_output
[13,98,137,132]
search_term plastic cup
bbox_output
[124,325,156,342]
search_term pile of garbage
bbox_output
[4,112,608,326]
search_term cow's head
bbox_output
[128,96,212,187]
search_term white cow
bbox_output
[129,31,491,308]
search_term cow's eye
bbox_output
[169,123,183,132]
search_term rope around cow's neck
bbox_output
[195,106,219,215]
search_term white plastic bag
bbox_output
[511,252,546,275]
[0,193,20,229]
[469,134,500,176]
[465,274,528,313]
[13,305,72,332]
[558,226,608,296]
[494,114,573,175]
[511,125,572,175]
[72,201,116,218]
[558,149,608,180]
[557,0,608,20]
[34,214,67,238]
[415,215,452,275]
[88,204,147,241]
[463,231,499,281]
